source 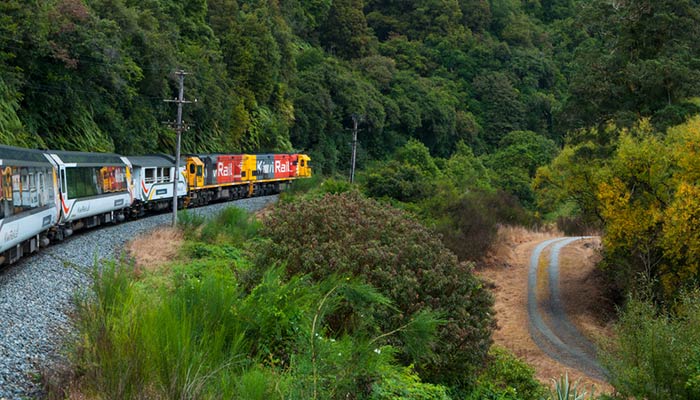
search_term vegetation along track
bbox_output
[527,237,607,381]
[0,196,278,400]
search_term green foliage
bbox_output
[545,373,596,400]
[66,200,457,399]
[258,191,495,388]
[74,260,251,399]
[601,290,700,400]
[365,160,436,202]
[562,0,700,132]
[192,207,261,245]
[177,209,206,239]
[318,177,353,194]
[466,347,548,400]
[484,130,558,208]
[71,252,444,399]
[371,365,452,400]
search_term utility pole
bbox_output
[350,114,360,183]
[164,70,192,227]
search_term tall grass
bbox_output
[199,207,261,244]
[74,262,252,398]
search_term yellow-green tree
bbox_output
[597,117,700,300]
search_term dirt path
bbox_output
[528,237,606,381]
[477,228,611,391]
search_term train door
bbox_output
[58,166,68,219]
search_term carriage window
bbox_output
[12,169,21,207]
[66,166,127,199]
[66,168,98,198]
[157,167,169,183]
[145,168,155,184]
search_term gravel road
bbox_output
[0,196,278,400]
[527,237,607,381]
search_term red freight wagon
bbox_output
[214,154,243,184]
[274,154,293,179]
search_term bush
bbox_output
[371,365,451,400]
[466,347,547,400]
[365,160,436,202]
[431,190,537,261]
[601,290,700,399]
[258,191,495,388]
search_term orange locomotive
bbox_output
[184,153,311,207]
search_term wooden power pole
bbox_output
[164,70,192,227]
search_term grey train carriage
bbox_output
[46,150,134,240]
[0,145,60,265]
[127,154,187,216]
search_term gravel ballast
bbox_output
[0,196,278,399]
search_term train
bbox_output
[0,144,311,266]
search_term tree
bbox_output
[472,72,525,148]
[319,0,372,59]
[562,0,700,131]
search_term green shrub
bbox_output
[468,347,547,400]
[601,290,700,400]
[364,160,436,202]
[371,365,452,400]
[429,189,537,261]
[319,177,353,194]
[258,191,495,388]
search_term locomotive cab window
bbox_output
[189,164,195,174]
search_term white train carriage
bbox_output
[127,155,187,216]
[0,145,60,265]
[47,150,134,240]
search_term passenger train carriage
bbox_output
[47,150,133,240]
[128,155,187,216]
[0,144,311,266]
[0,145,59,264]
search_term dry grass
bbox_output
[124,227,183,275]
[476,225,613,393]
[41,361,93,400]
[559,238,616,341]
[480,224,561,269]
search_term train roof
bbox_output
[0,144,52,166]
[49,149,126,166]
[127,154,178,167]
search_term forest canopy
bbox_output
[3,0,698,176]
